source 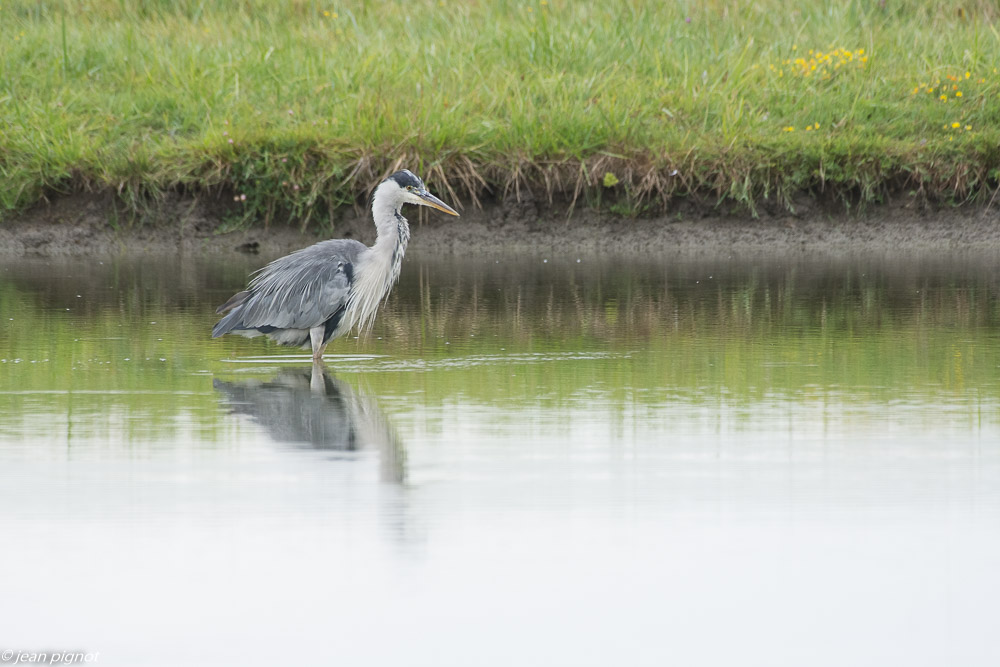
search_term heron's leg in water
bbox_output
[309,326,327,360]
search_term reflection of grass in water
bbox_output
[2,256,999,446]
[367,257,1000,413]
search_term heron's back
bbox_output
[213,238,368,344]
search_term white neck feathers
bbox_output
[345,181,411,334]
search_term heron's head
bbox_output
[384,170,460,216]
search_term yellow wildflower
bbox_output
[783,126,795,132]
[951,122,961,128]
[940,94,947,101]
[966,125,972,131]
[956,91,963,97]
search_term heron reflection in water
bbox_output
[213,363,405,483]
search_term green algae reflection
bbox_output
[2,252,1000,448]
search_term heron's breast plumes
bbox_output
[344,213,410,335]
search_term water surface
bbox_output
[1,251,999,666]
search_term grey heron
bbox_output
[212,169,459,359]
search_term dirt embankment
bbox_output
[2,191,1000,258]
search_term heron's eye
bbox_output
[406,185,415,192]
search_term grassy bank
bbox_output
[2,0,1000,227]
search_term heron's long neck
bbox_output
[370,198,411,275]
[348,196,411,333]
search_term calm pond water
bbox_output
[2,250,999,666]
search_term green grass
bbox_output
[2,0,1000,225]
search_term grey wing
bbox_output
[219,240,365,333]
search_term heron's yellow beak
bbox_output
[418,190,460,216]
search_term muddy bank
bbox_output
[2,192,1000,258]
